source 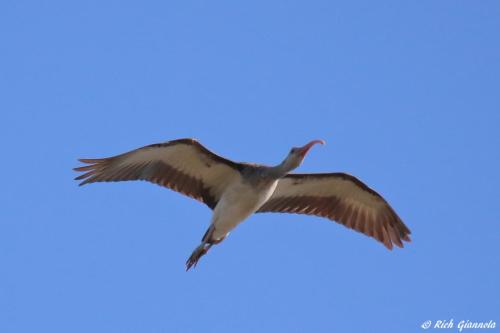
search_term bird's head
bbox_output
[281,139,325,172]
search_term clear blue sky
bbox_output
[1,1,499,332]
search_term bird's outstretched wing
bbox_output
[74,138,244,209]
[257,173,411,249]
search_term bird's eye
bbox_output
[290,148,298,154]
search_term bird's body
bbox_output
[211,174,278,240]
[74,138,411,270]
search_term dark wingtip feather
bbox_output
[381,230,393,250]
[78,177,96,186]
[74,171,95,181]
[78,158,104,163]
[74,157,105,185]
[393,238,404,248]
[73,165,96,172]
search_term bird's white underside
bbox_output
[211,179,278,240]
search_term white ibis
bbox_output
[74,138,411,270]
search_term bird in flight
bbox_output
[74,138,411,270]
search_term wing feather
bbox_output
[74,138,243,209]
[258,173,411,249]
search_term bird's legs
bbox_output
[185,242,212,271]
[185,224,225,271]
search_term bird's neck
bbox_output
[266,159,296,179]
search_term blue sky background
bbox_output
[1,1,499,332]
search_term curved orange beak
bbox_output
[298,139,325,157]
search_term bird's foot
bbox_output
[186,243,211,271]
